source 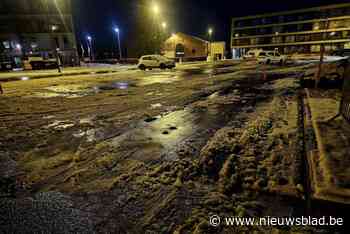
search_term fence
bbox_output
[327,59,350,123]
[339,60,350,123]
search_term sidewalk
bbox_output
[0,64,136,82]
[304,88,350,204]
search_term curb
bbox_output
[0,67,137,82]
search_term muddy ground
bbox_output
[0,61,346,233]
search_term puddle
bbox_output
[139,75,180,86]
[32,84,91,98]
[93,81,136,92]
[32,92,87,98]
[182,68,206,75]
[45,84,87,93]
[144,116,158,123]
[107,103,239,162]
[31,82,134,98]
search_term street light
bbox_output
[162,22,167,29]
[51,25,58,31]
[50,24,62,73]
[153,4,159,15]
[86,35,93,62]
[114,27,122,60]
[151,3,161,53]
[207,28,213,61]
[208,28,213,39]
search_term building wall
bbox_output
[210,42,226,60]
[0,0,78,66]
[162,33,209,59]
[231,3,350,56]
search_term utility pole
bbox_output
[114,28,122,60]
[152,3,160,54]
[315,19,329,88]
[208,28,213,61]
[87,36,93,62]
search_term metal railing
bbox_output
[340,64,350,122]
[329,59,350,123]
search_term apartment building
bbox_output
[0,0,78,66]
[231,3,350,58]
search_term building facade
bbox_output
[231,3,350,58]
[162,32,209,61]
[0,0,78,67]
[210,42,226,60]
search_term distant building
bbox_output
[209,41,226,61]
[0,0,78,67]
[231,3,350,57]
[162,32,209,61]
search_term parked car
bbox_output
[0,55,13,71]
[25,54,58,70]
[243,49,262,60]
[257,50,288,65]
[137,55,176,70]
[331,49,350,57]
[0,60,13,71]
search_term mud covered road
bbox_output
[0,61,346,233]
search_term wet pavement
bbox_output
[2,60,338,234]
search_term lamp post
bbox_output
[208,28,213,41]
[114,27,122,61]
[315,18,329,88]
[161,22,168,44]
[51,25,61,73]
[208,28,213,60]
[87,35,93,62]
[151,3,160,53]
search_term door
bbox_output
[142,56,158,67]
[175,44,185,58]
[149,56,160,67]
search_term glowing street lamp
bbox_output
[113,27,122,60]
[153,4,159,15]
[86,35,93,61]
[207,28,213,60]
[51,25,58,31]
[162,22,167,29]
[208,28,213,38]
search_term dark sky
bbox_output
[72,0,350,56]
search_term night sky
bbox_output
[72,0,350,57]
